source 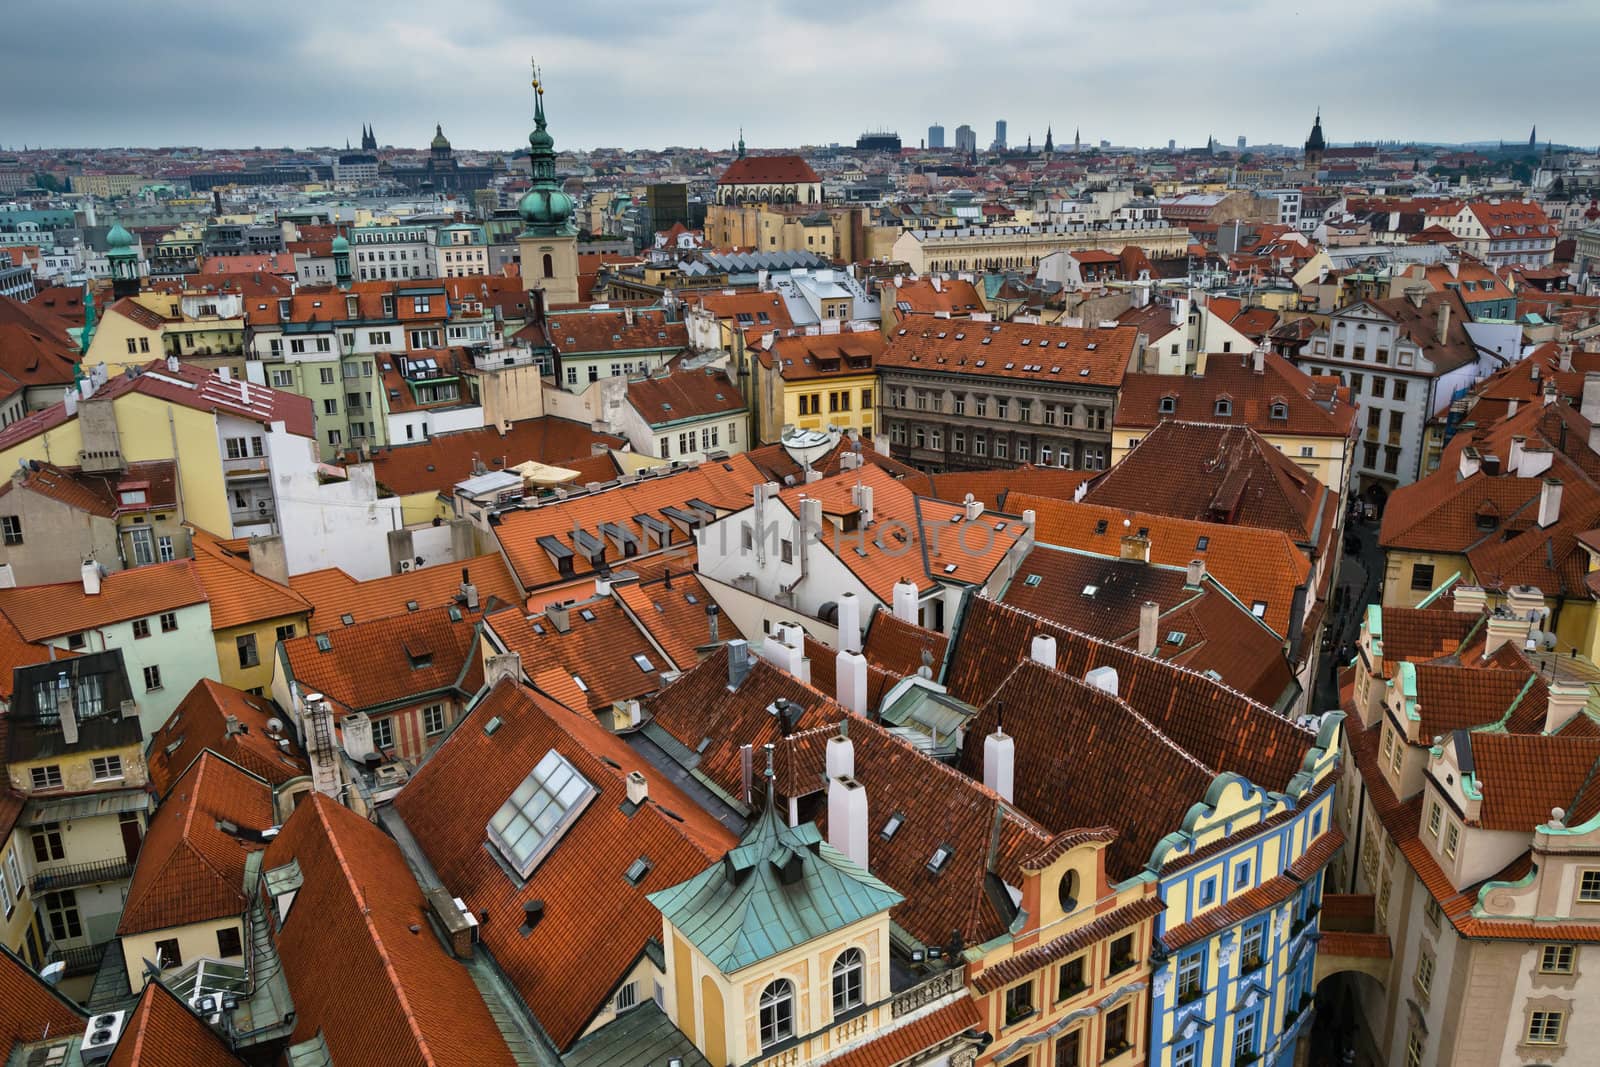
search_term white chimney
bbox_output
[837,592,862,653]
[1085,665,1119,697]
[892,579,919,624]
[858,484,874,525]
[341,712,376,761]
[1022,509,1036,528]
[983,725,1015,803]
[594,576,611,598]
[1546,682,1588,734]
[626,771,648,806]
[1139,601,1159,656]
[825,724,855,779]
[1582,373,1600,424]
[1539,479,1563,528]
[80,561,102,596]
[836,650,868,715]
[828,774,870,870]
[1458,448,1481,481]
[800,496,823,543]
[1508,436,1525,473]
[1030,634,1057,671]
[1186,559,1206,586]
[963,495,984,521]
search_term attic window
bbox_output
[1251,601,1268,618]
[406,600,419,612]
[1024,574,1042,587]
[488,750,598,880]
[624,857,652,886]
[314,633,332,652]
[579,609,597,623]
[1215,399,1233,416]
[1270,402,1288,420]
[408,652,433,670]
[632,653,655,672]
[1166,631,1187,646]
[1094,520,1108,534]
[1083,584,1099,596]
[1196,536,1209,551]
[927,845,953,875]
[1159,396,1177,414]
[340,613,354,626]
[943,563,957,574]
[573,674,589,692]
[880,811,904,840]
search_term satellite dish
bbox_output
[266,717,285,734]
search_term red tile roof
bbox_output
[687,291,794,333]
[281,606,478,715]
[354,417,623,497]
[880,320,1135,389]
[393,680,735,1050]
[0,558,207,642]
[187,526,309,630]
[264,793,520,1066]
[1466,732,1600,831]
[882,277,987,317]
[0,946,86,1052]
[106,981,245,1066]
[862,611,949,679]
[0,460,179,519]
[626,367,744,425]
[289,553,520,625]
[822,996,981,1067]
[0,612,72,701]
[717,155,821,186]
[147,679,308,796]
[117,751,273,936]
[486,597,666,714]
[614,570,740,669]
[759,330,885,382]
[542,308,687,357]
[1116,351,1358,438]
[927,466,1095,512]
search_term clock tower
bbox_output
[517,62,579,307]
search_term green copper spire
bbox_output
[517,60,575,237]
[78,282,96,356]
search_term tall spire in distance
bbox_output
[737,127,746,159]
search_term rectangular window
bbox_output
[143,664,163,691]
[1424,896,1443,929]
[371,717,394,750]
[323,398,338,415]
[1108,933,1135,976]
[1004,981,1034,1026]
[1199,877,1216,906]
[1103,1004,1130,1058]
[1233,1011,1258,1060]
[44,891,81,942]
[1540,944,1575,974]
[1058,955,1085,1000]
[158,535,175,562]
[236,633,259,669]
[1,515,21,546]
[0,866,10,918]
[276,624,296,642]
[216,927,243,958]
[1415,951,1434,998]
[1239,923,1264,971]
[91,755,123,781]
[1527,1010,1564,1045]
[30,765,63,792]
[1426,801,1442,838]
[423,704,447,736]
[155,938,182,969]
[1443,822,1460,859]
[161,612,178,632]
[133,618,151,639]
[225,437,247,460]
[1176,950,1204,1002]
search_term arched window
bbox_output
[1270,402,1288,420]
[542,253,554,279]
[1058,869,1079,913]
[831,949,865,1015]
[759,980,795,1049]
[1215,398,1233,417]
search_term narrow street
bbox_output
[1312,510,1386,714]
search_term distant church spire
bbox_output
[1043,126,1053,155]
[1530,125,1538,149]
[737,127,746,159]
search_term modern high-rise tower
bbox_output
[928,124,945,149]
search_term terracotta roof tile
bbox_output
[971,896,1165,993]
[880,320,1134,389]
[862,611,949,679]
[187,527,308,630]
[1116,352,1357,438]
[0,612,72,701]
[688,291,794,333]
[281,607,478,715]
[1161,827,1344,949]
[147,679,308,796]
[265,793,519,1066]
[927,466,1095,512]
[353,417,623,497]
[0,559,207,642]
[117,752,273,935]
[760,330,885,382]
[882,277,987,317]
[487,598,667,714]
[0,947,85,1051]
[717,155,820,186]
[542,308,687,358]
[289,553,519,625]
[615,571,740,669]
[1467,732,1600,831]
[821,996,981,1067]
[105,978,245,1066]
[393,681,735,1049]
[626,367,744,425]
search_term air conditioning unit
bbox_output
[81,1010,127,1064]
[256,499,271,512]
[398,559,413,573]
[189,993,223,1026]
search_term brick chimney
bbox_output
[1138,601,1159,656]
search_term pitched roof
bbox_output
[688,290,794,332]
[0,360,315,452]
[264,793,520,1066]
[147,679,308,796]
[117,751,274,936]
[0,611,72,701]
[105,978,246,1067]
[625,367,744,426]
[486,597,667,714]
[1082,421,1333,546]
[718,155,820,185]
[1466,733,1600,831]
[1115,351,1358,438]
[393,681,734,1049]
[0,559,208,642]
[648,796,903,973]
[927,466,1095,512]
[351,417,624,497]
[543,308,687,357]
[187,527,309,630]
[821,997,982,1067]
[862,611,949,679]
[1012,494,1311,637]
[288,552,520,625]
[760,330,885,382]
[0,460,179,519]
[614,570,740,669]
[0,946,86,1054]
[281,607,478,714]
[883,276,987,316]
[879,320,1135,390]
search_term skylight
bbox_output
[488,750,597,880]
[927,845,952,874]
[880,812,904,840]
[314,634,332,652]
[1024,574,1042,587]
[633,653,655,672]
[1251,602,1268,618]
[624,856,652,886]
[1083,585,1099,596]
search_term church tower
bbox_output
[1043,125,1053,159]
[1303,109,1326,169]
[516,61,579,307]
[106,221,141,301]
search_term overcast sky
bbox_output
[12,0,1598,152]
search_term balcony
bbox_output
[47,939,109,977]
[31,856,135,894]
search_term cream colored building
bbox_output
[892,222,1192,274]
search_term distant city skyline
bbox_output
[11,0,1600,152]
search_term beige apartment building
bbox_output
[892,221,1192,274]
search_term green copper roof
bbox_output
[648,792,902,975]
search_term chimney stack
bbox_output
[80,560,101,596]
[706,603,719,644]
[983,712,1014,803]
[1252,342,1265,374]
[963,495,984,521]
[726,639,753,688]
[1030,634,1057,671]
[828,773,870,869]
[1583,372,1600,424]
[1435,301,1451,345]
[1085,665,1119,697]
[837,592,862,653]
[1186,559,1206,586]
[1539,479,1563,528]
[892,579,919,624]
[836,650,868,715]
[1546,681,1589,734]
[826,722,855,779]
[1139,600,1159,656]
[626,771,648,806]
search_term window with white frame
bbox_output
[759,980,795,1049]
[91,756,123,781]
[831,948,864,1015]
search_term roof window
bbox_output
[927,845,953,875]
[487,750,598,880]
[633,653,655,672]
[1023,574,1042,587]
[881,811,904,840]
[314,633,331,652]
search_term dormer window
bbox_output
[1270,402,1288,420]
[1214,398,1233,417]
[1158,395,1177,414]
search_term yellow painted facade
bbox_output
[214,614,308,693]
[769,374,876,444]
[119,915,246,995]
[0,392,236,537]
[662,911,895,1066]
[0,829,42,966]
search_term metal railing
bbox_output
[47,940,109,977]
[31,856,135,894]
